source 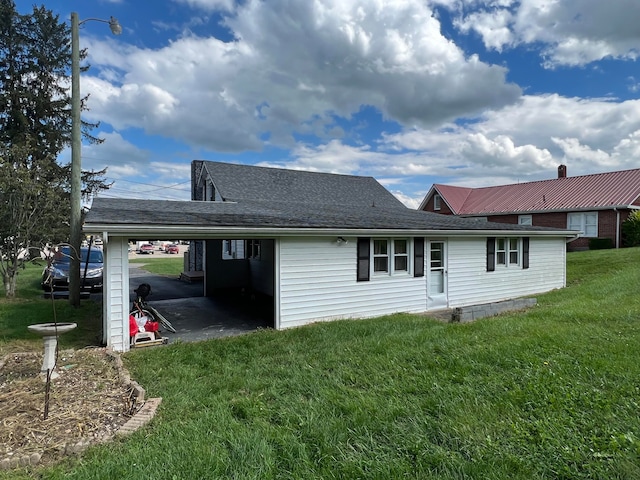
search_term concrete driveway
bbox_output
[129,263,273,344]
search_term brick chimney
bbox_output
[558,164,567,178]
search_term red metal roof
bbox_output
[435,168,640,215]
[435,184,473,213]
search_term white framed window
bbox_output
[393,239,408,272]
[487,237,529,272]
[372,238,411,275]
[518,215,532,226]
[495,238,519,267]
[496,238,507,265]
[224,240,233,257]
[373,239,389,273]
[509,238,519,264]
[568,212,598,237]
[434,194,442,210]
[222,240,245,259]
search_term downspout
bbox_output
[614,208,620,249]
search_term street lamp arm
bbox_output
[78,16,122,35]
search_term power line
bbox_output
[113,178,192,189]
[98,185,190,200]
[95,190,189,201]
[106,178,191,193]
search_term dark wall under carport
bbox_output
[204,239,276,328]
[204,239,275,297]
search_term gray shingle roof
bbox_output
[200,161,405,209]
[84,161,575,235]
[85,197,571,234]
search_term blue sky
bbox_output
[15,0,640,208]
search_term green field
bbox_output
[2,248,640,479]
[130,256,184,276]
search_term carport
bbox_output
[128,259,273,344]
[83,213,282,352]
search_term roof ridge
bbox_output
[197,160,378,181]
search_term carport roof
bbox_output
[84,197,577,238]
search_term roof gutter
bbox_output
[83,223,580,240]
[462,204,636,217]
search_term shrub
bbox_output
[588,237,613,250]
[622,210,640,247]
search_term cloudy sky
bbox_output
[16,0,640,208]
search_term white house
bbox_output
[83,161,579,352]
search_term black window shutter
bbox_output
[522,237,530,269]
[357,237,370,282]
[414,237,425,277]
[486,237,496,272]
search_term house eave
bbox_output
[84,223,579,239]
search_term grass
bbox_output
[130,256,184,276]
[0,262,102,356]
[2,248,640,478]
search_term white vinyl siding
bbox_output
[103,237,130,352]
[447,236,565,308]
[568,212,598,237]
[278,237,427,329]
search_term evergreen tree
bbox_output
[0,0,110,296]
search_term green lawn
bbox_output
[0,262,102,356]
[2,248,640,479]
[129,256,184,276]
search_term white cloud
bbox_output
[454,8,514,51]
[450,0,640,67]
[82,132,151,173]
[71,0,640,207]
[173,0,235,12]
[380,94,640,186]
[79,0,520,155]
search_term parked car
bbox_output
[42,246,104,292]
[164,243,179,254]
[138,244,155,254]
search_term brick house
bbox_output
[419,166,640,251]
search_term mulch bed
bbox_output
[0,348,140,468]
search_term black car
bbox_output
[42,246,104,292]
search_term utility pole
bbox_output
[69,12,121,307]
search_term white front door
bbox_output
[427,240,448,309]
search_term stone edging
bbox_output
[0,348,161,470]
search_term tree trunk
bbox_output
[3,271,17,297]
